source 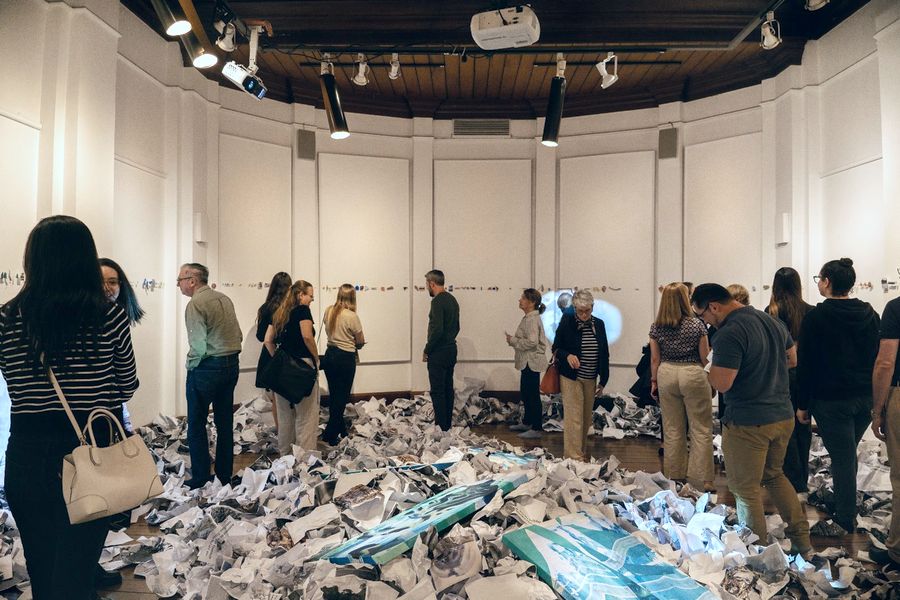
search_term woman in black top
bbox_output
[552,289,609,461]
[0,216,139,599]
[766,267,813,494]
[797,258,880,533]
[264,279,320,454]
[254,271,292,432]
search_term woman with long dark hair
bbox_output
[322,284,366,445]
[797,258,879,532]
[0,216,138,599]
[255,272,292,431]
[766,267,813,495]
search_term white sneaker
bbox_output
[509,423,529,432]
[518,429,542,439]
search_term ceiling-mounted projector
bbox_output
[471,5,540,50]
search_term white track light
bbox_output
[760,12,782,50]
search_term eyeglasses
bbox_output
[693,305,710,319]
[103,278,120,287]
[176,276,194,283]
[813,275,821,283]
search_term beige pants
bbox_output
[275,359,320,454]
[657,362,714,484]
[722,417,811,553]
[560,375,596,461]
[886,387,900,563]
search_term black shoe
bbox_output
[185,476,213,490]
[869,547,900,569]
[95,564,122,588]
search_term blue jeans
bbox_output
[186,354,239,484]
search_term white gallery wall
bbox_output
[1,0,899,425]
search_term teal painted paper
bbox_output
[321,472,529,565]
[503,512,716,600]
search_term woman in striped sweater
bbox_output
[0,215,139,599]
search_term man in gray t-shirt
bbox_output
[691,283,811,556]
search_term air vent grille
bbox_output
[452,119,510,137]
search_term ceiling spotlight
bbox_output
[805,0,829,10]
[541,53,566,147]
[596,52,619,89]
[215,21,236,52]
[149,0,191,36]
[352,53,369,86]
[182,32,218,69]
[389,53,401,80]
[760,11,781,50]
[321,57,349,139]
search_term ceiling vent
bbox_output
[453,119,510,137]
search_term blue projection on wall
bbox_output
[541,290,622,345]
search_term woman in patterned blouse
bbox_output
[649,282,715,491]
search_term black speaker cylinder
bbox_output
[542,76,566,147]
[320,73,349,139]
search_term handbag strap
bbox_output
[44,359,88,446]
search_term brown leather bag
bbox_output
[539,352,560,395]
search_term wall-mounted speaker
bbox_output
[658,128,678,159]
[193,212,207,244]
[297,129,316,160]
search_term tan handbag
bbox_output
[47,367,164,525]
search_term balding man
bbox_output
[177,263,242,489]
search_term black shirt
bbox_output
[797,298,880,409]
[255,305,273,342]
[279,305,315,362]
[880,296,900,384]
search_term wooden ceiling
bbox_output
[123,0,869,118]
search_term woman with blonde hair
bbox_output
[322,284,366,445]
[649,282,714,491]
[264,280,320,454]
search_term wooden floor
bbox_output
[100,425,872,599]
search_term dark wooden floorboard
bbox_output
[101,425,869,597]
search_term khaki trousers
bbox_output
[886,388,900,563]
[275,359,321,454]
[560,375,596,461]
[722,417,811,553]
[657,362,714,485]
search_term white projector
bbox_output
[470,6,540,50]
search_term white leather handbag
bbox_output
[48,367,164,525]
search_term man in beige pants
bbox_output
[871,296,900,569]
[691,283,811,556]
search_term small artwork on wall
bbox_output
[0,272,25,286]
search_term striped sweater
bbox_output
[0,303,139,437]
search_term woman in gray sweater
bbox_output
[506,288,549,438]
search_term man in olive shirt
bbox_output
[423,269,460,431]
[691,283,811,556]
[871,296,900,568]
[178,263,242,488]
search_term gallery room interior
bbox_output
[0,0,899,598]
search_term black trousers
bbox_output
[323,346,357,442]
[783,417,812,493]
[186,354,239,484]
[520,366,543,430]
[428,345,457,431]
[5,435,110,600]
[813,395,872,531]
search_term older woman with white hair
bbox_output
[552,289,610,460]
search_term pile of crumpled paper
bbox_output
[0,389,895,599]
[457,378,661,439]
